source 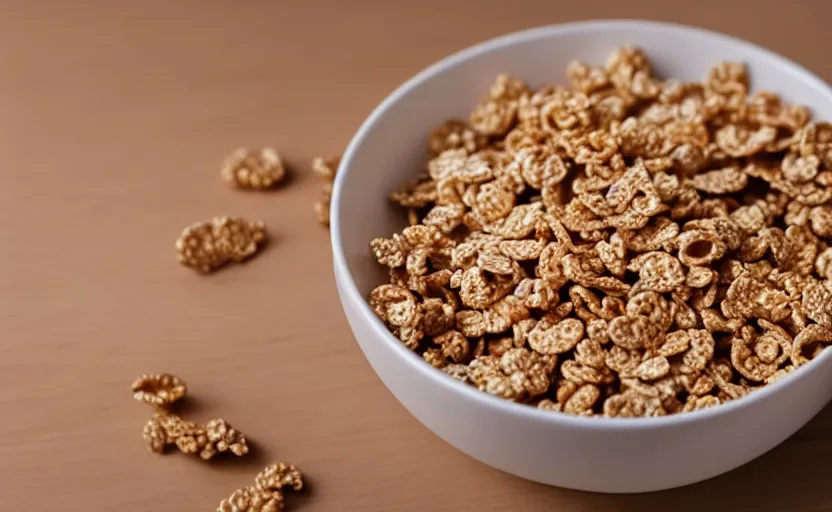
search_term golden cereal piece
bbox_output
[468,348,554,401]
[131,373,187,407]
[221,148,286,190]
[792,324,832,367]
[311,155,340,182]
[176,216,267,273]
[537,398,563,413]
[422,347,447,368]
[626,291,672,331]
[390,178,438,208]
[527,317,584,355]
[311,155,341,228]
[217,462,304,512]
[424,203,467,234]
[255,462,304,493]
[682,395,721,412]
[217,486,280,512]
[470,100,518,137]
[629,356,671,381]
[435,330,470,363]
[442,363,470,383]
[564,384,601,414]
[429,119,489,156]
[690,166,748,194]
[366,46,832,418]
[142,412,250,461]
[608,314,662,351]
[142,414,168,454]
[566,60,609,95]
[816,248,832,279]
[731,321,792,382]
[560,360,615,386]
[573,338,605,369]
[205,418,250,458]
[314,199,330,227]
[140,412,192,455]
[421,297,455,335]
[604,389,666,418]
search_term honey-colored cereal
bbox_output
[221,148,286,190]
[176,216,266,273]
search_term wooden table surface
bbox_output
[1,1,830,510]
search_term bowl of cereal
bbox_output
[330,20,832,493]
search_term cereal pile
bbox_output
[368,47,832,417]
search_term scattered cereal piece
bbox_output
[312,155,339,181]
[366,46,832,418]
[221,148,286,190]
[217,462,304,512]
[176,216,267,273]
[255,462,304,493]
[205,418,250,458]
[141,412,249,460]
[312,156,341,227]
[131,373,187,407]
[142,414,169,454]
[216,486,278,512]
[314,200,330,227]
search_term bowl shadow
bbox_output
[524,403,832,511]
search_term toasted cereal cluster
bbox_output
[132,373,249,460]
[142,412,250,460]
[131,373,187,407]
[368,46,832,417]
[176,216,267,273]
[311,156,341,227]
[217,462,304,512]
[222,148,286,190]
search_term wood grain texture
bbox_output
[0,1,830,510]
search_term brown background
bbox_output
[0,1,830,510]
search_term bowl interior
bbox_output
[333,20,832,299]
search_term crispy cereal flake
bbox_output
[143,412,249,461]
[142,415,169,454]
[205,418,250,458]
[132,373,187,407]
[176,217,267,273]
[221,148,286,190]
[312,155,341,227]
[217,462,304,512]
[527,316,584,355]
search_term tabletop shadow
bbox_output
[567,404,832,512]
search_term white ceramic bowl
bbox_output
[330,20,832,493]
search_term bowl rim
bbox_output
[330,19,832,430]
